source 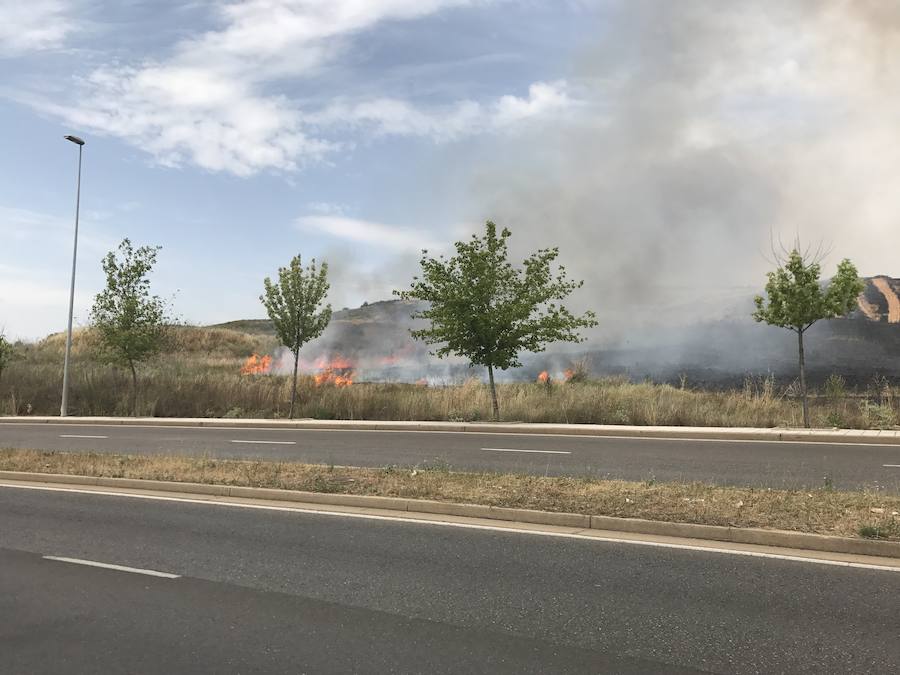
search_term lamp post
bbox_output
[60,134,85,417]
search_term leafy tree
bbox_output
[91,239,171,415]
[753,249,864,428]
[397,221,597,420]
[0,332,15,385]
[260,256,332,419]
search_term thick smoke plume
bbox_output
[295,2,900,384]
[469,0,900,339]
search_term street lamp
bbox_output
[60,134,85,417]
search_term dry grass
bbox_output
[2,448,899,540]
[3,327,898,428]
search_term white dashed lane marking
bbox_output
[230,439,297,445]
[483,447,572,455]
[43,556,180,578]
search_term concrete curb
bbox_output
[2,470,898,559]
[2,415,900,445]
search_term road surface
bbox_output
[2,421,900,491]
[1,484,898,673]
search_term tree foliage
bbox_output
[397,221,597,419]
[753,249,864,427]
[260,255,332,418]
[753,252,863,332]
[0,332,15,384]
[90,238,171,414]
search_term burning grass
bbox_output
[2,448,898,540]
[3,326,899,428]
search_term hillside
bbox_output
[855,275,900,323]
[206,278,900,386]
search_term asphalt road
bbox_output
[2,421,900,491]
[2,485,899,673]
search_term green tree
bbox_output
[753,249,864,428]
[0,332,15,385]
[397,221,597,420]
[91,239,171,416]
[260,256,332,419]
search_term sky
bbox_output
[2,0,899,341]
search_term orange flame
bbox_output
[311,355,355,386]
[313,367,354,387]
[241,354,272,375]
[537,371,550,383]
[563,368,574,382]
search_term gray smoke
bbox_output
[465,0,900,343]
[300,1,900,383]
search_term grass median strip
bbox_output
[2,448,899,541]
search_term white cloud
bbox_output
[17,0,573,175]
[0,0,76,54]
[29,63,335,176]
[492,81,574,126]
[296,214,444,253]
[308,81,574,141]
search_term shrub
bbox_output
[861,401,896,429]
[823,373,846,400]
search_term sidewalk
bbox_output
[2,416,899,444]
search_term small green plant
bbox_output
[823,373,846,400]
[822,474,834,491]
[859,519,900,540]
[823,411,844,429]
[859,525,881,539]
[861,400,896,429]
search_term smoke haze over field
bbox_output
[457,0,900,339]
[5,0,900,353]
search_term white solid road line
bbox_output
[42,555,180,578]
[230,439,297,445]
[59,434,108,439]
[484,447,572,455]
[885,464,900,468]
[6,483,899,573]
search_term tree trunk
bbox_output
[798,329,810,428]
[487,364,500,421]
[129,360,138,417]
[289,351,299,419]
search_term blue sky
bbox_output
[1,1,600,339]
[3,1,900,341]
